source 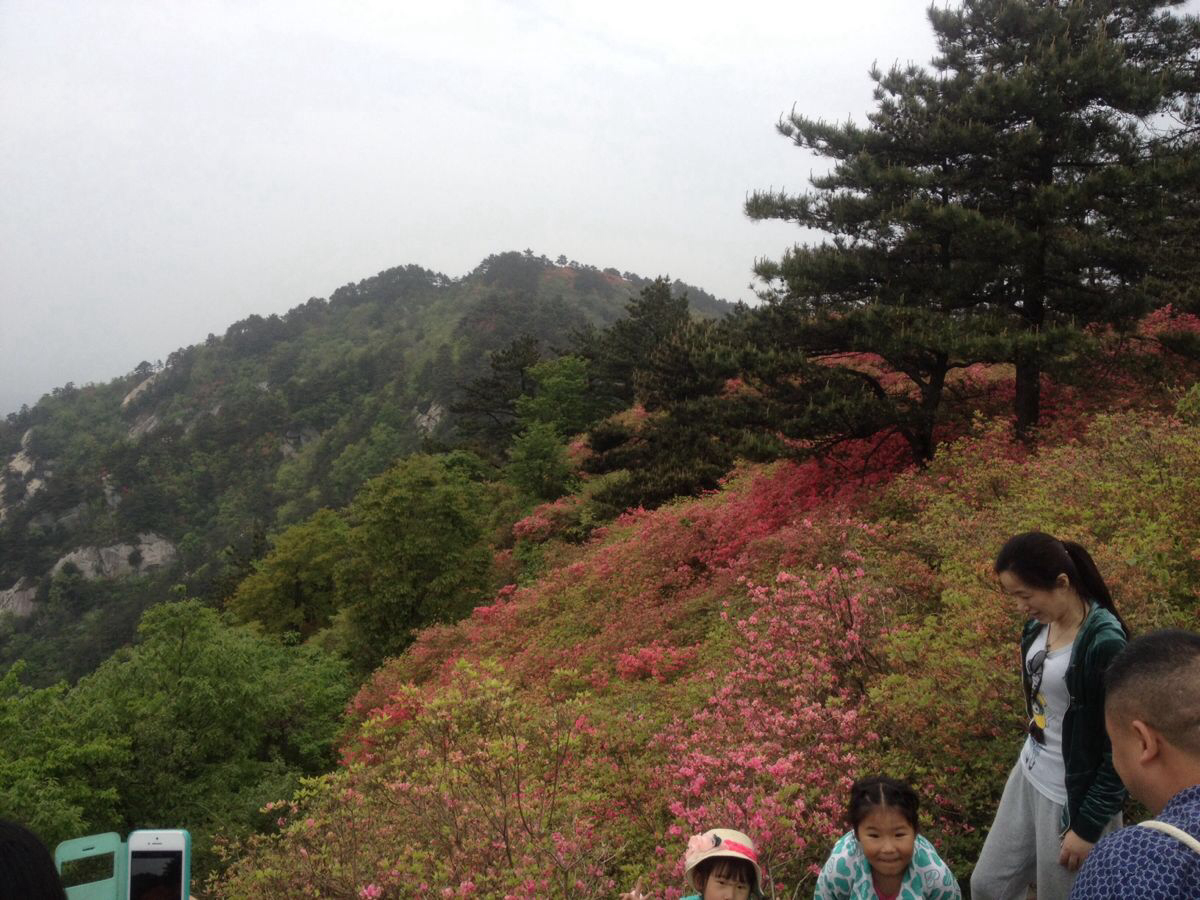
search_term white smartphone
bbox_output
[127,829,191,900]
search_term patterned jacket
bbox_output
[813,831,961,899]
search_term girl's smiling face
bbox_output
[854,805,916,880]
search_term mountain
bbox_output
[0,251,731,684]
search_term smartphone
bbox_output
[127,829,190,900]
[54,831,124,900]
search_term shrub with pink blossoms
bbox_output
[214,662,625,898]
[615,641,700,683]
[647,565,889,897]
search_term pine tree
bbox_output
[750,0,1200,442]
[746,55,1017,461]
[573,277,691,412]
[451,335,543,453]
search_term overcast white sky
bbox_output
[0,0,940,417]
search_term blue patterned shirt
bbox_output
[813,831,961,899]
[1070,785,1200,899]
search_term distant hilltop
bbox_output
[0,251,729,685]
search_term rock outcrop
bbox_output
[2,429,48,521]
[415,401,445,435]
[0,578,36,618]
[128,413,160,440]
[121,372,161,409]
[7,447,35,478]
[51,533,178,580]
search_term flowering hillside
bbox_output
[214,317,1200,898]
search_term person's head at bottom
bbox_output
[847,775,920,894]
[684,828,762,900]
[1104,628,1200,814]
[0,819,67,900]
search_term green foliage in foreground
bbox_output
[3,601,352,880]
[0,663,128,847]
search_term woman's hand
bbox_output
[619,877,647,900]
[1058,829,1095,871]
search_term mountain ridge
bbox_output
[0,251,731,684]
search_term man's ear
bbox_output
[1130,719,1163,763]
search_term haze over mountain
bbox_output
[0,0,942,417]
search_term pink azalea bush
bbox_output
[647,564,889,897]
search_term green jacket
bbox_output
[1019,605,1127,843]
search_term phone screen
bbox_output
[129,850,184,900]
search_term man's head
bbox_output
[1105,629,1200,813]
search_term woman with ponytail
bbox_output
[970,532,1128,900]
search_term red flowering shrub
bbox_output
[615,642,700,683]
[512,496,585,543]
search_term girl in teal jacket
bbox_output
[814,776,961,900]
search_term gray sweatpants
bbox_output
[970,763,1121,900]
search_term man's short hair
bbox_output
[1106,629,1200,756]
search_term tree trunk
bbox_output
[907,360,948,465]
[1014,350,1040,440]
[1017,241,1047,441]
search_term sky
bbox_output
[0,0,940,418]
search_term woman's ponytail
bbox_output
[1060,540,1128,636]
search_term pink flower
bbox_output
[359,886,383,899]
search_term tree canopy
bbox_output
[747,0,1200,448]
[334,455,496,671]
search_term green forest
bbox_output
[0,254,727,683]
[3,1,1200,897]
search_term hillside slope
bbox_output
[214,332,1200,898]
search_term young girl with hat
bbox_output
[814,776,961,899]
[621,827,764,899]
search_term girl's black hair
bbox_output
[847,776,920,833]
[994,532,1128,635]
[692,856,761,898]
[0,819,67,900]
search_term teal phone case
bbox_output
[126,829,191,900]
[54,832,126,900]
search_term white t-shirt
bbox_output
[1019,628,1071,805]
